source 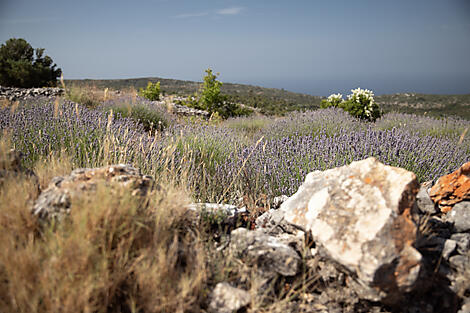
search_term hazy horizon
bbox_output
[1,0,469,97]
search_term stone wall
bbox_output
[0,86,64,101]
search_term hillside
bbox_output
[65,77,322,115]
[65,78,470,118]
[376,93,470,120]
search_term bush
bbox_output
[0,38,61,88]
[321,88,382,122]
[183,68,251,119]
[110,102,172,132]
[139,81,161,101]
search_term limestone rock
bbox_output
[0,85,64,101]
[229,227,301,278]
[208,282,251,313]
[32,164,154,220]
[280,157,421,302]
[186,202,247,227]
[430,162,470,213]
[442,239,457,260]
[451,233,470,255]
[415,181,438,214]
[272,195,289,209]
[444,201,470,233]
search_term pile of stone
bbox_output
[11,154,470,312]
[0,85,64,101]
[151,96,210,117]
[211,158,470,313]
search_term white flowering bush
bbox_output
[321,88,381,122]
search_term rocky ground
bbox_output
[1,87,469,312]
[4,145,469,312]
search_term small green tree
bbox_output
[139,81,161,101]
[0,38,62,88]
[200,68,224,114]
[183,68,251,119]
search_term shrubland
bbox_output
[0,85,469,312]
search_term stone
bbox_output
[229,227,301,278]
[458,298,470,313]
[255,208,301,235]
[415,181,438,214]
[254,208,306,255]
[442,239,457,260]
[272,195,289,209]
[208,282,251,313]
[280,157,421,303]
[186,202,247,227]
[451,233,470,255]
[445,201,470,233]
[32,164,154,221]
[449,255,469,271]
[430,162,470,213]
[0,85,64,101]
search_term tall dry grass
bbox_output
[0,137,208,313]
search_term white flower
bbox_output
[327,93,343,103]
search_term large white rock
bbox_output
[280,157,422,302]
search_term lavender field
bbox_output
[1,96,468,204]
[1,94,470,313]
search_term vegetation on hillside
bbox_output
[65,77,323,115]
[376,93,470,120]
[65,77,470,118]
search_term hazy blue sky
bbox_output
[1,0,469,96]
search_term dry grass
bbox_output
[0,139,208,312]
[0,133,336,313]
[65,84,115,108]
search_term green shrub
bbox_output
[139,81,161,101]
[321,88,382,122]
[0,38,62,88]
[109,103,172,132]
[183,69,251,119]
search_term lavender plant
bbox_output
[375,112,470,148]
[1,97,467,204]
[0,98,147,168]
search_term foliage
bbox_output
[321,88,382,121]
[139,81,161,101]
[65,85,104,108]
[66,77,322,115]
[1,96,470,312]
[105,99,174,132]
[176,69,252,119]
[0,38,61,88]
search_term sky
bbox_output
[1,0,469,96]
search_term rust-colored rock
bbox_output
[429,162,470,213]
